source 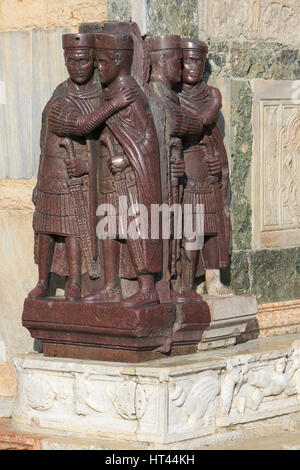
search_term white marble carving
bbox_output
[252,80,300,249]
[169,371,220,428]
[73,372,105,416]
[108,379,150,421]
[199,0,300,46]
[25,374,57,411]
[11,336,300,445]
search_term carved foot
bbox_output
[120,288,159,308]
[28,280,49,299]
[205,269,234,297]
[81,285,121,304]
[206,282,234,297]
[196,282,206,296]
[65,283,81,302]
[174,289,204,303]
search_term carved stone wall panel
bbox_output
[252,80,300,249]
[198,0,300,46]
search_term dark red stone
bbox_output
[22,297,210,362]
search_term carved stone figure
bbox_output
[178,38,232,297]
[82,33,162,307]
[22,24,240,363]
[28,33,136,302]
[146,35,204,302]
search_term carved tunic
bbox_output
[98,75,162,276]
[33,79,100,238]
[179,81,230,269]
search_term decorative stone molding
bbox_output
[242,299,300,340]
[12,335,300,446]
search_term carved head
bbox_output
[147,35,182,87]
[181,39,208,86]
[62,34,95,85]
[95,34,133,87]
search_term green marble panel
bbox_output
[249,248,300,303]
[230,80,253,252]
[146,0,198,38]
[108,0,132,22]
[231,41,300,80]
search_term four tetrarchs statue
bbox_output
[29,27,232,308]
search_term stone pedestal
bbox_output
[198,294,258,350]
[11,334,300,447]
[22,294,257,362]
[22,297,211,362]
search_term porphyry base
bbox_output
[22,297,210,362]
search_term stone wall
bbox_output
[0,0,108,30]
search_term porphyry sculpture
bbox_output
[82,33,162,308]
[29,33,136,302]
[22,23,240,363]
[178,38,232,297]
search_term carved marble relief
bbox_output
[199,0,300,44]
[252,80,300,249]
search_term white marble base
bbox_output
[198,294,258,350]
[0,396,16,418]
[11,334,300,446]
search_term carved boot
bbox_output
[82,285,122,304]
[176,250,203,302]
[65,282,81,302]
[205,269,234,296]
[28,233,55,299]
[65,236,82,302]
[28,280,49,299]
[120,275,159,308]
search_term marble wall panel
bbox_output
[198,0,300,46]
[252,79,300,249]
[31,29,70,175]
[0,210,36,361]
[0,29,70,179]
[147,0,199,38]
[0,31,32,179]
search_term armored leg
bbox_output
[65,236,82,301]
[82,239,121,303]
[28,233,55,299]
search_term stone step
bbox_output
[1,418,300,450]
[0,419,44,450]
[206,429,300,450]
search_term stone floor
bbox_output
[1,418,300,450]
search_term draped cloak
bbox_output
[99,75,162,277]
[179,80,231,273]
[33,78,100,277]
